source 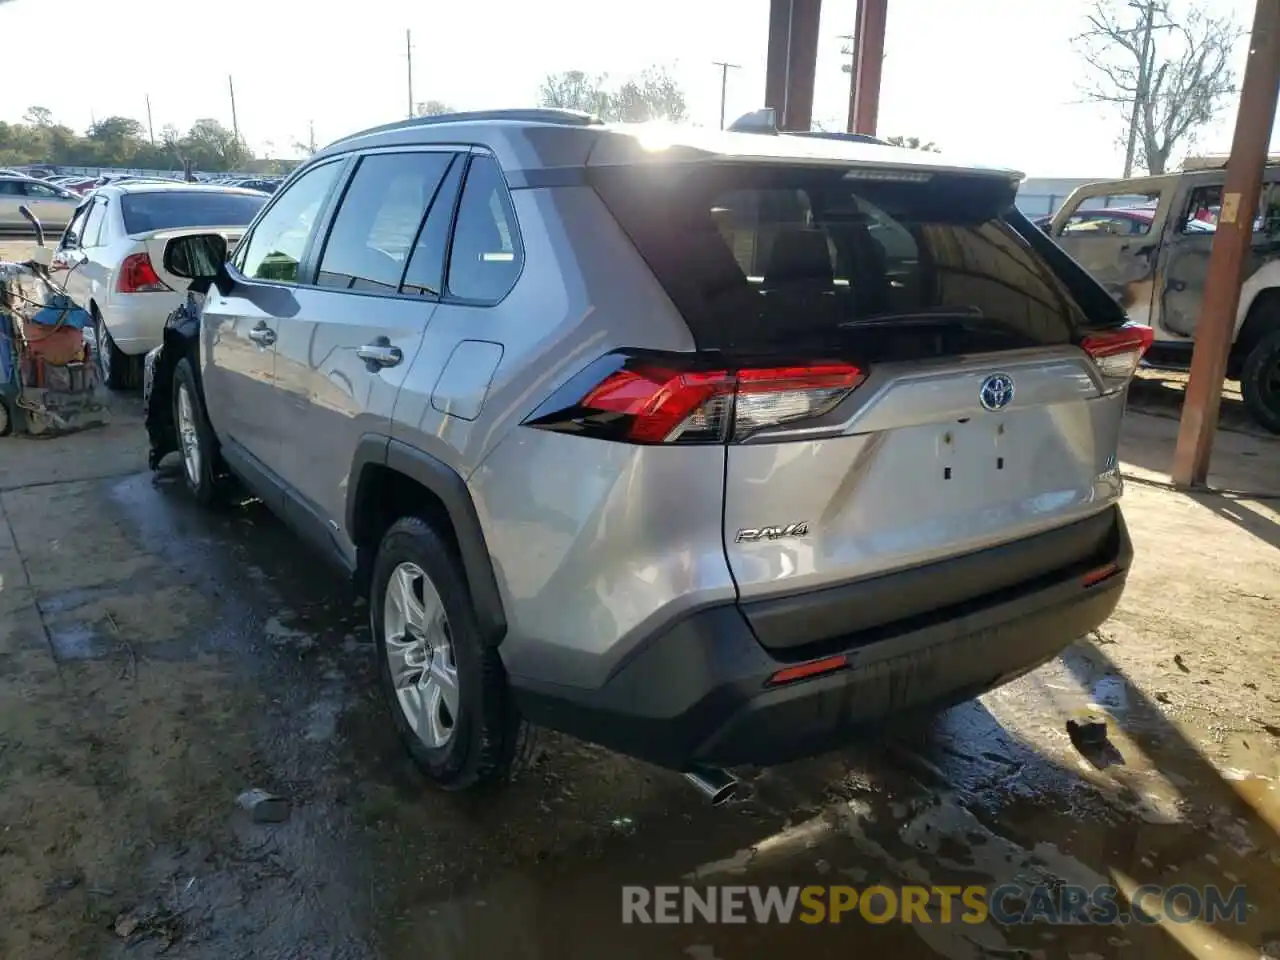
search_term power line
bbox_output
[711,61,741,129]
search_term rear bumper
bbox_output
[511,506,1132,770]
[102,293,181,355]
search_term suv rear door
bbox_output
[590,160,1145,654]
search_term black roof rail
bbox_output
[330,108,603,147]
[787,130,890,146]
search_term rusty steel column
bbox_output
[1171,0,1280,487]
[851,0,888,136]
[764,0,823,131]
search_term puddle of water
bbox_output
[47,621,111,661]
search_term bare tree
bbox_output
[414,99,454,117]
[539,66,688,123]
[610,67,688,123]
[1075,0,1242,176]
[885,135,940,153]
[539,70,612,116]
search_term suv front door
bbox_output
[1052,185,1166,325]
[1154,178,1280,338]
[270,149,463,564]
[201,159,347,493]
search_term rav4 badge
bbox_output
[735,522,810,543]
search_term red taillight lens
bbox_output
[581,366,735,443]
[528,354,865,444]
[116,253,171,293]
[1080,323,1154,391]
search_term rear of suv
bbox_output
[144,109,1144,792]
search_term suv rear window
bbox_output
[120,191,266,235]
[591,164,1092,360]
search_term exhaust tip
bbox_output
[682,766,740,806]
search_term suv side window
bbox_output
[445,155,522,303]
[236,161,343,283]
[1180,183,1270,235]
[316,152,454,293]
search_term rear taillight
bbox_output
[526,353,866,444]
[1081,323,1154,392]
[116,253,171,293]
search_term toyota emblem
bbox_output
[979,373,1015,411]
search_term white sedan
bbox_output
[54,182,268,389]
[0,175,81,231]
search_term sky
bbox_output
[1,0,1273,177]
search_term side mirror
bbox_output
[163,233,228,281]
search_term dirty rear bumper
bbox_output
[511,507,1132,770]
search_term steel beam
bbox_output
[764,0,823,131]
[851,0,888,135]
[1171,0,1280,486]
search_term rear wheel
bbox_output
[94,310,135,390]
[0,396,12,437]
[371,516,529,790]
[172,358,220,504]
[1241,328,1280,434]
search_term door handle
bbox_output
[357,338,403,370]
[247,325,276,347]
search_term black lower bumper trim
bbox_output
[511,508,1132,770]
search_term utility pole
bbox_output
[1122,0,1160,178]
[228,75,240,143]
[1171,0,1280,486]
[406,29,415,118]
[838,32,857,132]
[145,94,155,146]
[309,120,316,154]
[712,61,741,129]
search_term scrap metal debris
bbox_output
[237,788,291,824]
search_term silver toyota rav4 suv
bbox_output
[143,109,1147,796]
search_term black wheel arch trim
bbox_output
[347,436,507,645]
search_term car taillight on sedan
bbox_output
[524,352,866,444]
[117,253,172,294]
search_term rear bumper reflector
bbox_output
[767,654,850,687]
[1082,562,1120,587]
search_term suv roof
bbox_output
[313,108,1023,183]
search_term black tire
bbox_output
[371,516,530,790]
[0,396,12,437]
[171,358,221,505]
[95,310,135,391]
[1241,328,1280,435]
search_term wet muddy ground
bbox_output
[0,253,1277,955]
